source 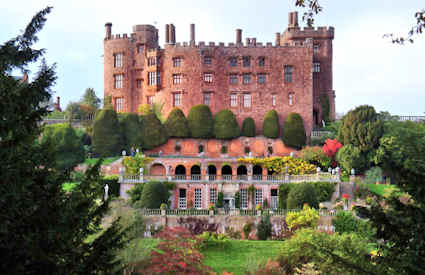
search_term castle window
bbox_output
[113,53,123,68]
[242,73,251,84]
[229,74,238,84]
[148,71,160,85]
[115,97,124,112]
[173,57,182,67]
[173,74,182,84]
[209,188,217,204]
[272,94,277,106]
[173,92,182,107]
[229,57,237,67]
[257,73,266,84]
[137,44,144,53]
[148,57,156,66]
[243,56,251,67]
[313,44,319,53]
[204,73,213,83]
[313,62,321,73]
[203,92,212,105]
[230,93,238,107]
[114,74,123,89]
[204,56,212,65]
[243,93,251,108]
[136,79,142,88]
[255,189,263,206]
[147,96,154,106]
[258,57,265,67]
[284,65,293,83]
[289,93,294,105]
[240,189,248,209]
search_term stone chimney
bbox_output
[105,22,112,39]
[275,32,281,46]
[288,12,299,28]
[165,24,170,44]
[236,29,242,45]
[190,23,195,45]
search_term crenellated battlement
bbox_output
[165,40,312,50]
[283,26,334,40]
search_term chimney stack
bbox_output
[288,12,299,28]
[165,24,170,43]
[275,32,281,46]
[190,23,195,45]
[252,38,256,46]
[236,29,242,45]
[169,24,176,44]
[246,38,250,45]
[105,22,112,39]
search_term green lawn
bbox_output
[135,238,282,275]
[364,184,397,196]
[83,157,120,166]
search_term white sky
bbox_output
[2,0,424,115]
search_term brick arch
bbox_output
[175,164,186,175]
[149,163,166,176]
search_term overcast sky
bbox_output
[2,0,424,115]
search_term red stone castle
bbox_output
[103,12,335,137]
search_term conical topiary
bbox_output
[263,110,280,138]
[282,112,306,149]
[92,109,123,157]
[140,112,168,150]
[187,104,214,138]
[119,113,143,151]
[213,109,241,139]
[241,117,256,137]
[164,108,190,138]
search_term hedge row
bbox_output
[278,182,335,209]
[92,105,308,156]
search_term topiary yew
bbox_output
[241,117,256,137]
[213,109,241,139]
[140,112,168,150]
[138,181,169,209]
[287,183,319,209]
[92,108,123,157]
[164,108,190,138]
[187,104,214,138]
[282,112,306,149]
[263,110,280,138]
[119,113,143,151]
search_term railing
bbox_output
[120,172,340,184]
[311,131,332,138]
[394,115,425,122]
[139,208,345,217]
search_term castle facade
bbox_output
[104,12,335,137]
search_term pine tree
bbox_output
[0,8,127,273]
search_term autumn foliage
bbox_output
[322,139,342,167]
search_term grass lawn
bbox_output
[364,184,397,196]
[202,240,282,275]
[83,157,120,166]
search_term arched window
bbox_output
[190,165,201,180]
[237,165,248,180]
[253,165,263,180]
[221,165,233,181]
[175,165,186,180]
[207,165,217,181]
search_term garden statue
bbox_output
[104,184,109,201]
[328,167,332,173]
[316,167,321,173]
[351,168,355,176]
[121,150,126,156]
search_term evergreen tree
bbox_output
[187,104,214,138]
[138,181,169,209]
[41,123,85,171]
[0,7,127,274]
[81,87,100,109]
[213,109,241,139]
[140,112,168,150]
[92,108,123,157]
[263,110,280,138]
[282,112,306,149]
[241,117,256,137]
[164,107,190,138]
[119,113,143,151]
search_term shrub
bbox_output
[320,94,331,123]
[287,183,318,209]
[286,205,320,230]
[300,146,331,170]
[278,184,294,209]
[127,183,145,206]
[243,222,254,239]
[187,104,213,138]
[238,156,316,175]
[121,152,152,174]
[336,144,367,173]
[364,167,383,184]
[332,211,376,241]
[118,113,143,151]
[92,108,123,157]
[311,182,335,202]
[140,112,168,150]
[199,232,230,250]
[263,110,280,138]
[282,112,306,149]
[257,215,272,240]
[221,146,228,154]
[241,117,256,137]
[216,191,224,208]
[213,109,241,139]
[137,181,169,209]
[41,123,85,171]
[164,108,190,138]
[234,191,240,209]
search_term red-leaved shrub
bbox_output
[322,139,342,167]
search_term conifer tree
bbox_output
[263,110,280,138]
[164,107,190,138]
[140,112,168,149]
[0,8,127,273]
[213,109,241,139]
[92,108,123,157]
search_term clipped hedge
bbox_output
[278,184,293,209]
[287,183,318,209]
[119,113,143,151]
[92,109,123,157]
[282,112,306,149]
[187,104,214,138]
[241,117,256,137]
[213,109,241,139]
[164,108,190,138]
[140,112,168,150]
[279,182,334,209]
[138,181,169,209]
[263,110,280,138]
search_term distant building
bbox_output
[103,11,335,137]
